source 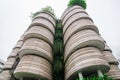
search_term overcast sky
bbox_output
[0,0,120,61]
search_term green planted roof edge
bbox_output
[30,6,56,19]
[67,0,87,9]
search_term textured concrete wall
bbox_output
[61,6,83,21]
[103,44,118,65]
[14,55,52,80]
[0,70,11,80]
[3,58,16,70]
[19,38,53,62]
[65,47,109,80]
[29,12,55,35]
[8,48,20,59]
[61,6,110,80]
[103,44,120,79]
[107,64,120,79]
[64,29,105,62]
[63,18,98,44]
[13,12,56,80]
[0,34,24,80]
[24,26,54,46]
[1,5,120,80]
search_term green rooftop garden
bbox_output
[30,6,55,19]
[68,0,87,9]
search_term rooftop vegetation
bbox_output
[75,74,113,80]
[30,6,55,19]
[68,0,87,9]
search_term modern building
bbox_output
[0,5,120,80]
[61,5,120,80]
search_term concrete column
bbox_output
[20,77,23,80]
[78,72,83,80]
[97,70,104,79]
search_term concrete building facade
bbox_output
[0,5,120,80]
[0,59,5,73]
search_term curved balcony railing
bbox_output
[103,44,119,65]
[19,38,53,63]
[65,47,110,80]
[61,6,83,20]
[107,64,120,79]
[14,55,52,80]
[24,26,54,47]
[64,29,105,62]
[3,58,16,70]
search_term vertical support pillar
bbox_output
[78,72,83,80]
[97,70,104,79]
[20,77,23,80]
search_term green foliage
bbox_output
[41,6,55,16]
[30,11,40,19]
[68,0,87,9]
[53,56,62,73]
[53,20,64,80]
[75,74,113,80]
[30,6,55,19]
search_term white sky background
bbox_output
[0,0,120,61]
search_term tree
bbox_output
[30,6,55,19]
[68,0,87,9]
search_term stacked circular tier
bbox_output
[107,65,120,79]
[64,29,105,62]
[0,70,11,80]
[61,6,110,80]
[61,5,99,45]
[103,44,120,79]
[103,44,118,65]
[65,47,110,80]
[8,34,24,58]
[19,38,53,62]
[14,12,56,80]
[3,58,16,70]
[3,35,24,71]
[14,55,52,80]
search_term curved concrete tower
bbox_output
[0,4,120,80]
[0,34,24,80]
[103,44,120,79]
[13,12,56,80]
[61,5,115,80]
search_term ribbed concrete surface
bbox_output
[24,26,54,46]
[13,12,55,80]
[61,6,83,20]
[103,51,118,65]
[107,64,120,80]
[19,34,25,41]
[14,35,24,48]
[104,44,112,52]
[62,10,88,25]
[65,47,110,80]
[3,58,15,70]
[14,40,23,48]
[103,44,118,65]
[29,16,55,35]
[63,12,93,34]
[8,35,24,58]
[33,12,56,26]
[64,29,105,61]
[8,48,20,58]
[0,70,11,80]
[63,19,99,44]
[14,55,52,80]
[19,38,53,62]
